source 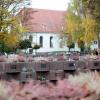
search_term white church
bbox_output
[20,8,98,53]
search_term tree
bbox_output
[82,16,97,45]
[65,11,83,42]
[64,0,98,48]
[77,39,85,52]
[64,0,84,47]
[0,0,29,52]
[66,36,75,52]
[67,41,75,52]
[82,0,100,47]
[18,39,32,49]
[33,44,41,50]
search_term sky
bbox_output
[31,0,71,11]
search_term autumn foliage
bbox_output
[0,0,27,52]
[64,0,98,49]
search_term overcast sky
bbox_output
[31,0,71,10]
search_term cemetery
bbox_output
[0,0,100,99]
[0,53,100,100]
[0,53,100,82]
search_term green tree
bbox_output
[77,39,85,52]
[66,36,75,52]
[18,39,32,49]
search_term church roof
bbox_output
[20,8,66,33]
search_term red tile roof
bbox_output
[20,8,66,33]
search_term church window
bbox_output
[40,36,43,47]
[50,36,53,48]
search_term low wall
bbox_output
[0,60,100,81]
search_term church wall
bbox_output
[24,32,82,53]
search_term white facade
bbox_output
[23,32,83,53]
[23,32,99,53]
[24,33,67,53]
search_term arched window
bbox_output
[50,36,53,48]
[40,36,43,47]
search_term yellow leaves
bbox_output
[0,0,28,52]
[67,18,77,34]
[82,17,96,32]
[82,16,97,44]
[4,34,20,48]
[0,14,26,49]
[0,32,6,40]
[64,0,98,46]
[67,13,79,34]
[65,11,82,42]
[66,11,97,45]
[0,32,20,48]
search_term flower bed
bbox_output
[0,71,100,100]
